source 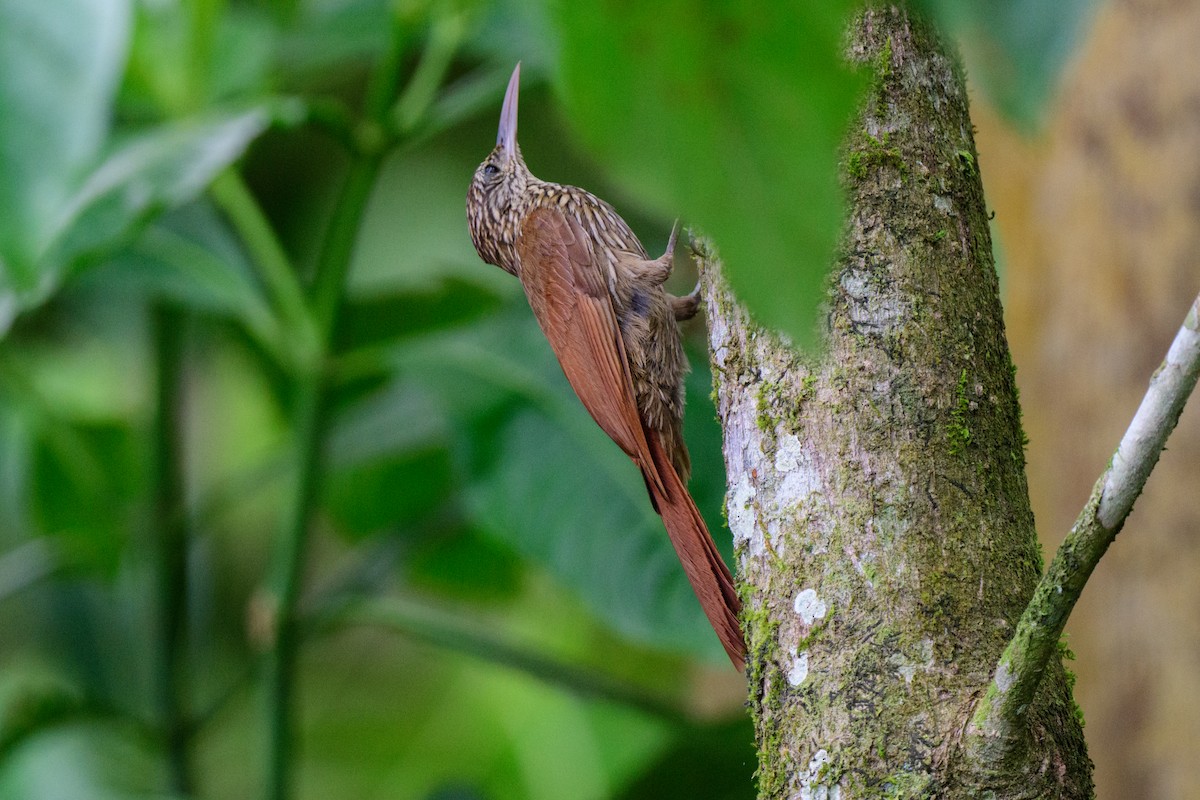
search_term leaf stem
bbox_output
[323,596,694,725]
[309,159,382,338]
[261,8,458,793]
[210,172,319,370]
[389,9,466,136]
[263,152,383,800]
[151,303,192,795]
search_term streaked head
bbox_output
[467,62,532,274]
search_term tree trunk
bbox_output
[701,7,1093,797]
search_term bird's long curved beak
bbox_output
[497,62,521,152]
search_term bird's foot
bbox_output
[671,279,701,321]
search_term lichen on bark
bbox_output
[701,6,1093,798]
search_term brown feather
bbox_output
[516,208,663,493]
[517,206,743,668]
[645,432,744,670]
[466,69,745,668]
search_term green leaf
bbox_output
[0,401,34,540]
[275,0,393,82]
[209,8,278,102]
[31,421,141,576]
[123,0,277,113]
[415,64,523,144]
[0,720,165,800]
[467,409,724,659]
[552,1,865,346]
[380,304,734,659]
[3,291,147,425]
[352,142,517,297]
[463,0,556,73]
[0,109,272,332]
[0,0,131,288]
[325,383,455,537]
[0,669,83,759]
[0,0,131,281]
[408,529,523,601]
[83,202,279,345]
[916,0,1099,128]
[0,541,55,605]
[48,109,273,272]
[336,278,506,354]
[291,625,645,800]
[616,718,756,800]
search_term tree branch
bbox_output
[965,291,1200,768]
[1099,293,1200,527]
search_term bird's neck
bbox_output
[479,176,646,276]
[489,172,543,276]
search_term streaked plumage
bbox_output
[466,64,745,669]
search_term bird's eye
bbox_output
[483,163,499,176]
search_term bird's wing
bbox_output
[518,205,745,668]
[517,205,657,474]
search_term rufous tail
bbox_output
[643,434,746,670]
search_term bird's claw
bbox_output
[664,219,680,261]
[672,278,702,321]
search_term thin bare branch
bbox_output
[964,291,1200,770]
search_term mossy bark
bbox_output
[701,7,1092,798]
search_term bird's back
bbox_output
[527,182,693,481]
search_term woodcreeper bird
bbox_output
[466,64,745,669]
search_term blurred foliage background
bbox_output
[5,0,1197,798]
